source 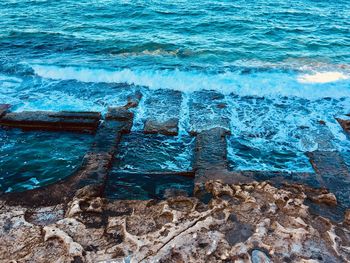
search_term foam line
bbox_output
[31,64,350,99]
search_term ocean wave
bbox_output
[31,64,350,99]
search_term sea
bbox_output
[1,0,350,194]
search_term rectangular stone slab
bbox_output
[0,111,101,133]
[307,150,350,207]
[307,151,349,178]
[194,127,230,178]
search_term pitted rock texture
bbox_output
[1,181,350,262]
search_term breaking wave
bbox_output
[32,64,350,99]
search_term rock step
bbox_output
[0,110,101,133]
[307,150,350,207]
[117,170,195,178]
[193,127,230,180]
[307,151,349,178]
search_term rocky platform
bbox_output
[1,93,350,262]
[0,180,349,262]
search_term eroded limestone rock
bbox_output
[1,181,350,262]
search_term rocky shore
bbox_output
[1,180,349,262]
[1,98,350,262]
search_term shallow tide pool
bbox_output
[0,129,93,192]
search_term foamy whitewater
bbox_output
[1,0,350,173]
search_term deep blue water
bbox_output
[1,0,349,96]
[1,0,350,192]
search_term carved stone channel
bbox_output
[2,103,350,210]
[0,106,134,207]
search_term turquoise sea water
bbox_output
[1,0,350,181]
[1,0,349,95]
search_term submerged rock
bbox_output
[1,181,349,262]
[125,91,143,109]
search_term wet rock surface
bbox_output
[1,180,349,262]
[0,110,101,133]
[144,118,179,136]
[337,118,350,134]
[0,104,10,118]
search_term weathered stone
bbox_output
[344,210,350,225]
[24,205,65,226]
[163,188,189,198]
[311,193,337,206]
[167,198,194,212]
[225,221,254,245]
[251,249,271,263]
[143,90,182,129]
[0,110,101,133]
[1,180,349,262]
[194,127,230,180]
[144,118,179,136]
[0,104,10,118]
[125,91,143,109]
[105,106,133,133]
[336,118,350,134]
[105,106,133,121]
[307,150,350,207]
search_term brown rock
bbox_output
[344,210,350,225]
[144,118,179,136]
[105,106,133,121]
[1,181,349,262]
[311,193,337,206]
[336,118,350,134]
[125,91,143,109]
[0,104,10,118]
[0,110,101,133]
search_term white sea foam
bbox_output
[31,64,350,99]
[298,71,349,84]
[0,74,22,83]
